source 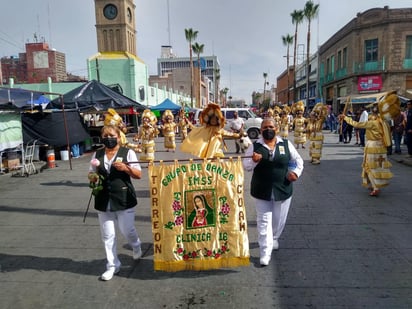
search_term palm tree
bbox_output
[192,42,205,107]
[214,68,220,104]
[185,28,198,107]
[282,34,294,105]
[221,87,229,107]
[291,9,304,103]
[303,0,319,107]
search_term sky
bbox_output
[0,0,409,104]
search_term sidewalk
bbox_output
[0,134,411,308]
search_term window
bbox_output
[406,36,412,59]
[365,39,378,62]
[343,48,347,68]
[337,51,342,69]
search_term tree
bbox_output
[303,0,319,107]
[185,28,198,107]
[282,34,294,105]
[214,68,220,104]
[192,42,205,107]
[221,87,229,107]
[291,9,304,103]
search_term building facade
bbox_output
[318,6,412,112]
[157,46,220,106]
[276,66,295,106]
[89,0,191,107]
[1,42,67,84]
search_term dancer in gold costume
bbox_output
[279,106,292,139]
[339,91,400,196]
[306,103,327,164]
[292,101,307,149]
[180,103,239,158]
[160,109,177,152]
[273,106,282,125]
[133,109,159,162]
[178,109,193,141]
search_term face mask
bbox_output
[262,129,275,140]
[102,137,118,149]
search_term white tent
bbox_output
[0,112,23,151]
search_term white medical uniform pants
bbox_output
[98,207,141,270]
[255,196,292,258]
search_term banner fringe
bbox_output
[154,257,250,272]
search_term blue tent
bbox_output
[0,87,49,110]
[150,98,182,112]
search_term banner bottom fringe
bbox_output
[154,257,250,272]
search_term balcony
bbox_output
[325,73,334,83]
[403,59,412,69]
[353,60,385,74]
[335,68,347,79]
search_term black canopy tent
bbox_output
[1,87,79,170]
[48,80,146,112]
[22,110,89,147]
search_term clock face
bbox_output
[103,4,118,20]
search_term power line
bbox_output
[0,36,24,52]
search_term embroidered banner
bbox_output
[148,158,250,271]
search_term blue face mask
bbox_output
[262,129,275,140]
[102,137,118,149]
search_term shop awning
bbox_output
[350,92,387,105]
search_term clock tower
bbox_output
[94,0,136,55]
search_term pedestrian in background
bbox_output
[406,100,412,157]
[358,106,369,147]
[230,111,245,153]
[243,118,304,266]
[391,108,406,154]
[88,125,143,281]
[353,110,361,145]
[344,111,354,143]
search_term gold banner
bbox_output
[148,158,250,271]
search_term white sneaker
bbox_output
[260,256,271,266]
[133,246,142,260]
[272,240,279,250]
[101,267,120,281]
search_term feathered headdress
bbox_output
[200,103,225,128]
[292,101,305,114]
[312,102,327,119]
[142,109,158,125]
[104,108,123,126]
[378,91,401,121]
[162,109,174,122]
[282,105,291,115]
[104,108,127,132]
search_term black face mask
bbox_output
[102,137,118,149]
[262,129,275,140]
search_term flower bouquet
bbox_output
[88,158,104,196]
[83,158,104,223]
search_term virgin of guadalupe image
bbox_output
[187,194,215,229]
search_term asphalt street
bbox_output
[0,132,411,309]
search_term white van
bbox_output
[192,107,262,139]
